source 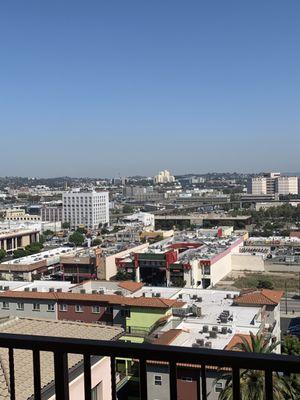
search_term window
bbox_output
[47,304,55,312]
[215,382,224,393]
[92,306,100,314]
[75,305,84,313]
[2,302,9,310]
[33,303,40,311]
[91,382,102,400]
[17,302,24,311]
[121,309,130,318]
[59,304,68,312]
[154,375,162,386]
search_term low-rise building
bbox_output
[0,247,75,281]
[0,317,122,400]
[0,226,40,254]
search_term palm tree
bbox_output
[217,332,285,400]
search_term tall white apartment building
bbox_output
[276,176,299,195]
[153,169,175,184]
[248,177,268,195]
[62,189,109,229]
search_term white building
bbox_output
[276,176,299,195]
[248,173,299,195]
[62,189,109,229]
[153,170,175,184]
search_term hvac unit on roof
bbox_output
[32,288,37,292]
[205,341,212,348]
[115,290,122,295]
[196,338,205,346]
[80,289,86,294]
[192,343,201,348]
[56,288,62,293]
[92,290,98,294]
[203,325,209,333]
[98,290,105,295]
[24,287,30,292]
[155,293,161,298]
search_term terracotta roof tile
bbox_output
[153,329,183,345]
[0,291,185,309]
[225,334,251,351]
[117,281,144,293]
[234,289,284,306]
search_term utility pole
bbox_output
[298,272,300,298]
[285,281,288,315]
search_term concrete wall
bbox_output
[147,364,170,400]
[98,243,149,280]
[49,357,111,400]
[0,298,57,319]
[231,254,265,272]
[265,262,300,273]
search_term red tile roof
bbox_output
[117,281,144,293]
[225,334,251,351]
[0,291,185,309]
[234,289,284,306]
[153,329,183,345]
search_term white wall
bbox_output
[231,254,265,272]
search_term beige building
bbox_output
[0,228,40,253]
[3,209,41,222]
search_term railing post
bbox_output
[201,364,207,400]
[84,354,92,400]
[232,368,240,400]
[9,348,16,400]
[54,351,69,400]
[32,350,41,400]
[169,361,177,399]
[111,356,117,400]
[265,370,273,400]
[139,358,148,400]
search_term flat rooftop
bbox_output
[2,247,76,266]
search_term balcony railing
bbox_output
[0,332,299,400]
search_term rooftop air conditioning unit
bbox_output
[155,293,161,298]
[115,290,122,295]
[98,290,105,295]
[32,288,38,292]
[92,290,97,294]
[80,289,86,294]
[209,331,217,339]
[4,287,9,291]
[203,325,209,333]
[0,286,3,291]
[192,343,201,348]
[24,288,30,292]
[197,297,202,302]
[178,294,183,299]
[49,288,55,293]
[221,327,228,335]
[205,341,212,348]
[212,326,218,332]
[196,339,205,346]
[56,288,62,293]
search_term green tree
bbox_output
[257,279,274,290]
[62,222,70,229]
[76,227,87,234]
[13,249,27,259]
[69,231,85,246]
[92,238,102,246]
[122,205,134,214]
[43,229,54,237]
[0,249,6,262]
[217,333,283,400]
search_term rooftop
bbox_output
[1,247,76,266]
[0,317,122,400]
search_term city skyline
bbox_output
[1,1,300,177]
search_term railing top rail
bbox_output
[0,333,299,373]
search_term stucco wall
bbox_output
[0,298,57,319]
[231,254,265,272]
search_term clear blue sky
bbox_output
[1,1,299,177]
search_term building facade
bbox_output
[62,189,109,229]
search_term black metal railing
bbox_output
[0,333,300,400]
